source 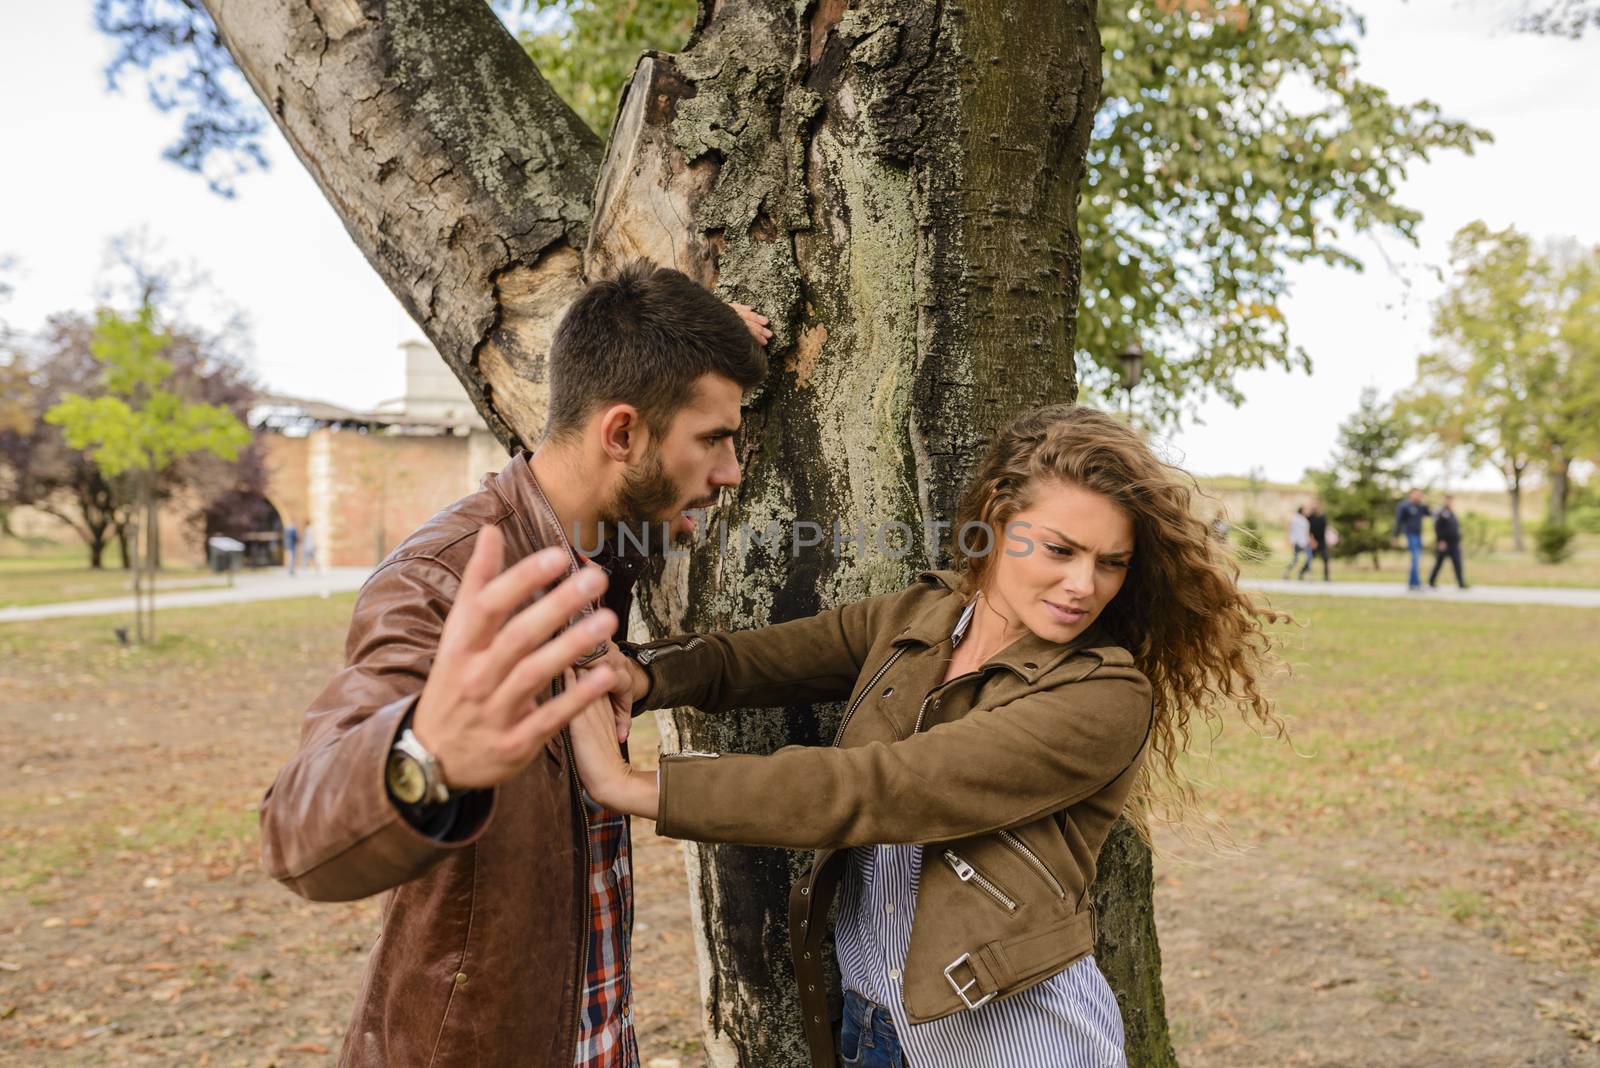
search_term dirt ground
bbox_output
[1,594,1595,1066]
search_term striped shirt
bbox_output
[833,601,1127,1067]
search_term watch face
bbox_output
[387,751,427,805]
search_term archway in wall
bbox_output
[203,491,284,568]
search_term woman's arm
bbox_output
[626,584,912,715]
[570,690,659,817]
[571,664,1154,849]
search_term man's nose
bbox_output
[711,438,741,488]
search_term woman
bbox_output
[570,404,1282,1068]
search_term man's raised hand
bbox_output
[412,525,617,790]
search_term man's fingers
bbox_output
[475,546,581,623]
[487,609,617,720]
[439,526,510,652]
[457,524,503,599]
[480,566,609,683]
[500,664,616,761]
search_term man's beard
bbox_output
[599,448,707,556]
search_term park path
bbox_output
[4,569,1596,625]
[1241,577,1600,607]
[0,567,373,624]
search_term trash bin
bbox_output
[207,535,245,574]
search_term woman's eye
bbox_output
[1046,543,1073,557]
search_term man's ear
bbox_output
[595,403,646,464]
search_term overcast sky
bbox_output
[2,1,1595,489]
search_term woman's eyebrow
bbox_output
[1041,526,1133,559]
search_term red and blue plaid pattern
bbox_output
[574,795,638,1067]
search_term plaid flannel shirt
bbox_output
[574,793,637,1067]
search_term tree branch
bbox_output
[200,0,604,448]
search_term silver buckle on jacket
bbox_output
[943,953,995,1010]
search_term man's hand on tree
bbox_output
[729,302,772,346]
[412,525,618,790]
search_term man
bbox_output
[1299,500,1331,582]
[283,520,298,575]
[1392,488,1432,591]
[1428,493,1468,589]
[1283,505,1311,580]
[258,261,770,1067]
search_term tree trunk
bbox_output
[1508,468,1525,551]
[115,520,132,570]
[206,2,1177,1065]
[1546,451,1570,528]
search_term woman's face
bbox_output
[983,479,1135,644]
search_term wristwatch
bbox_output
[387,728,451,807]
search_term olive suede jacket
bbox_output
[630,571,1154,1067]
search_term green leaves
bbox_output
[43,308,250,479]
[1397,223,1600,490]
[512,0,695,135]
[1082,1,1488,423]
[515,1,1487,424]
[1309,386,1411,563]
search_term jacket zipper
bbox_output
[633,635,705,666]
[942,849,1017,912]
[832,647,907,746]
[561,728,592,1043]
[997,830,1066,899]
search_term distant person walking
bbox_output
[1283,505,1311,579]
[1428,494,1468,589]
[300,519,319,575]
[1299,501,1331,581]
[283,522,299,575]
[1392,489,1432,591]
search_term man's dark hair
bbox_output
[544,261,767,441]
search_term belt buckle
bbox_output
[942,952,995,1011]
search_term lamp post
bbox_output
[1117,340,1144,422]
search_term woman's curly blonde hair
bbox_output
[951,404,1286,830]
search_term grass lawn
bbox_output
[1187,595,1600,962]
[1,591,1595,1064]
[0,538,227,608]
[1233,538,1600,588]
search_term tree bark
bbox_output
[1546,451,1570,527]
[201,0,603,449]
[206,2,1177,1064]
[1506,464,1525,551]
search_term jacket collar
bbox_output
[489,450,651,586]
[894,570,1111,685]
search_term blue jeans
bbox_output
[1405,531,1423,588]
[838,989,907,1067]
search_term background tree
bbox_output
[1,316,139,568]
[46,307,250,641]
[1397,223,1600,546]
[1308,386,1412,569]
[1506,0,1600,35]
[1542,241,1600,526]
[0,310,266,570]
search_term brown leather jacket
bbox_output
[259,452,630,1068]
[631,572,1154,1067]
